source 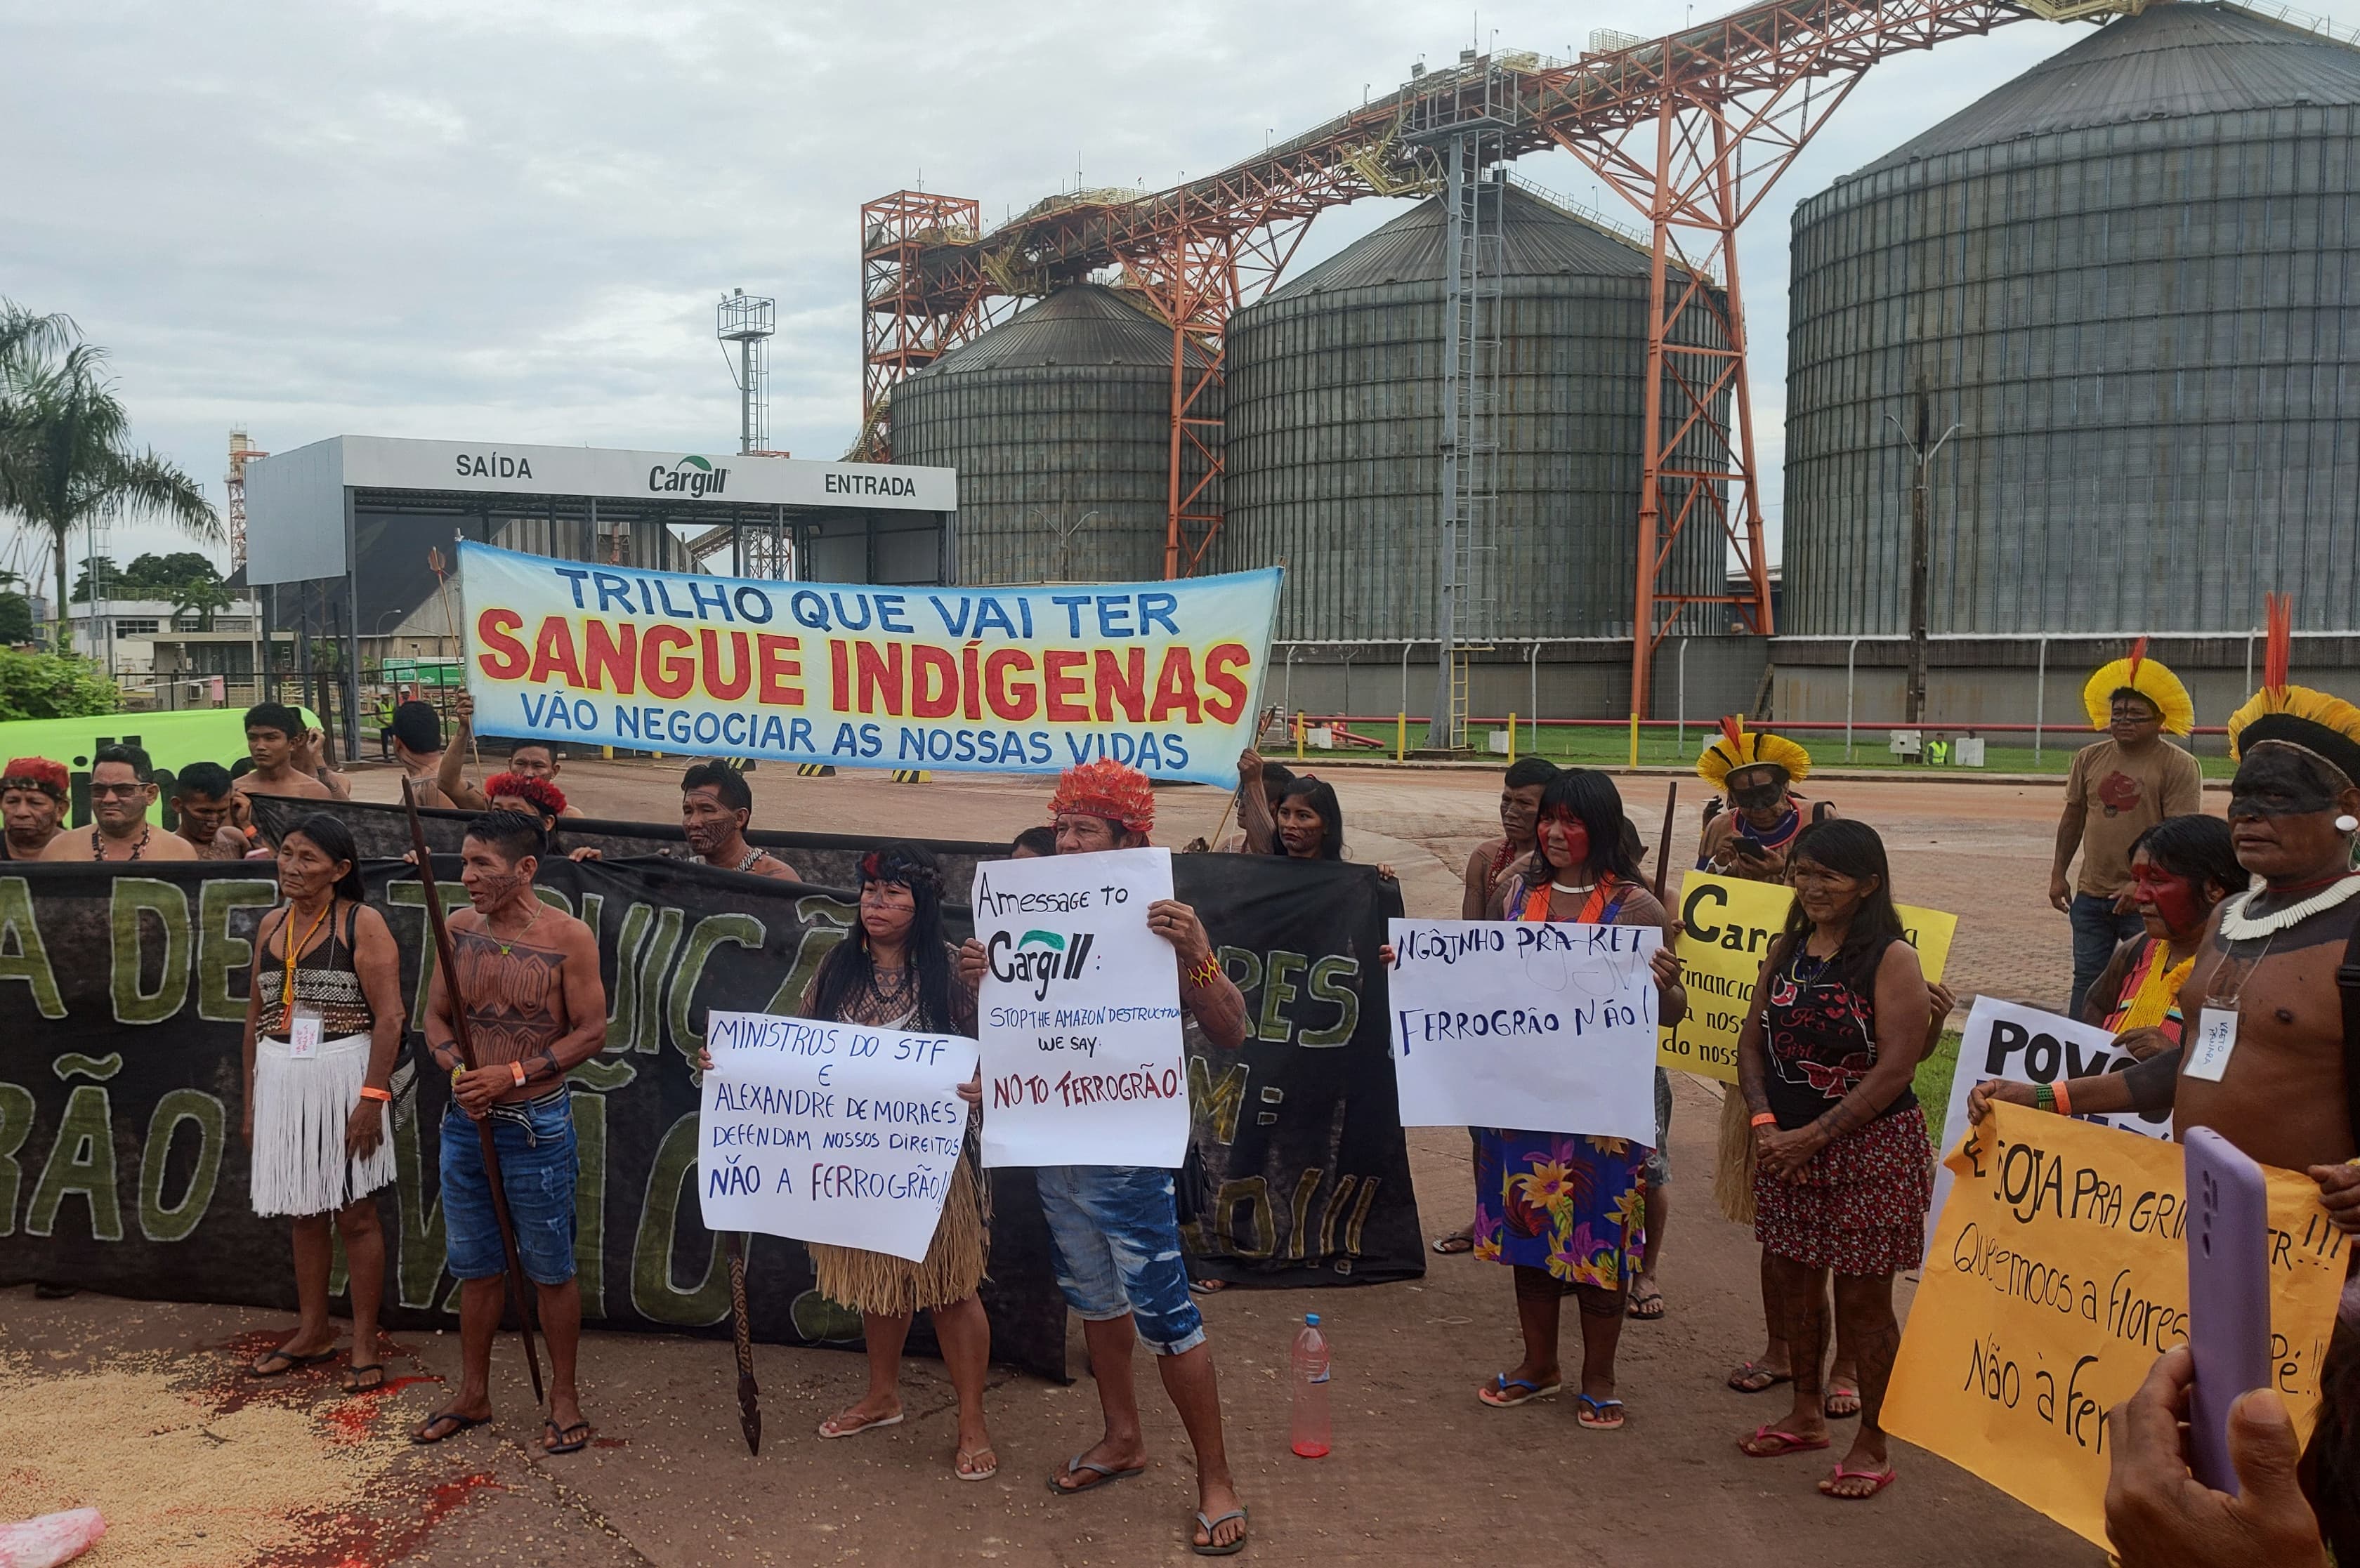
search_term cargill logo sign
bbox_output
[647,454,730,499]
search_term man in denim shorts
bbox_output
[962,760,1253,1555]
[412,812,608,1455]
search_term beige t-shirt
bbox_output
[2065,738,2205,897]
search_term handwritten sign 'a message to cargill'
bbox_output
[1656,873,1955,1083]
[1884,1103,2345,1550]
[1386,918,1660,1145]
[972,847,1188,1169]
[697,1010,979,1264]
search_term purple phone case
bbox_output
[2184,1126,2273,1496]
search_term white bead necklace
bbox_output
[2215,874,2360,940]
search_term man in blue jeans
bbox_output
[412,811,608,1455]
[962,759,1254,1555]
[2048,644,2203,1016]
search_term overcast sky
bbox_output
[11,0,2337,584]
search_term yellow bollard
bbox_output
[1507,711,1517,763]
[1396,711,1406,762]
[1627,712,1639,767]
[1294,709,1306,761]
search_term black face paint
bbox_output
[2228,744,2346,820]
[1732,782,1784,812]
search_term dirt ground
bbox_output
[2,759,2117,1567]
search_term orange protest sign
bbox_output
[1884,1103,2346,1550]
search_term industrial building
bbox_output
[1776,0,2360,726]
[889,284,1210,586]
[1216,181,1729,646]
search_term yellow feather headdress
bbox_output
[2227,593,2360,786]
[1696,717,1811,790]
[2081,636,2194,736]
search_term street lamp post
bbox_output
[1884,407,1960,727]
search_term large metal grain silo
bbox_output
[1783,1,2360,636]
[890,283,1210,586]
[1217,179,1728,641]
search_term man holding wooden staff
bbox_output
[412,810,607,1454]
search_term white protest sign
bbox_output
[697,1010,978,1264]
[1386,918,1661,1145]
[1928,994,2174,1232]
[971,846,1189,1169]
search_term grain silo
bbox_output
[1783,1,2360,637]
[890,283,1211,586]
[1216,178,1729,642]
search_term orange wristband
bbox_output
[510,1061,527,1087]
[1750,1112,1778,1128]
[357,1085,391,1104]
[2052,1079,2072,1117]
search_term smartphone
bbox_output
[2184,1126,2273,1496]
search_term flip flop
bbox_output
[1430,1232,1475,1255]
[955,1447,999,1483]
[1047,1454,1146,1496]
[1627,1279,1666,1320]
[411,1408,490,1445]
[247,1346,336,1378]
[1824,1383,1862,1419]
[1191,1507,1250,1557]
[1726,1359,1791,1395]
[542,1419,592,1455]
[1478,1374,1561,1408]
[816,1409,905,1440]
[340,1363,388,1395]
[1575,1394,1626,1430]
[1738,1423,1832,1458]
[1820,1463,1899,1499]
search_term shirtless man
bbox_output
[233,703,346,803]
[678,760,800,881]
[438,692,584,817]
[1695,719,1833,882]
[386,701,455,808]
[0,758,68,860]
[1224,749,1293,854]
[167,762,253,859]
[1462,756,1556,920]
[412,811,606,1455]
[44,745,197,862]
[957,759,1252,1555]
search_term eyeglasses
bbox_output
[90,782,145,799]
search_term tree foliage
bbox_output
[0,648,119,720]
[0,301,219,649]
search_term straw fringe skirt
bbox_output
[249,1034,394,1218]
[1715,1083,1759,1227]
[809,1158,989,1317]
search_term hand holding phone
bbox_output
[2184,1127,2272,1496]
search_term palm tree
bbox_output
[0,301,218,651]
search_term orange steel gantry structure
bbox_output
[860,0,2132,716]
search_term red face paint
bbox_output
[2130,859,2203,934]
[1538,812,1590,874]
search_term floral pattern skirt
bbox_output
[1471,1129,1648,1291]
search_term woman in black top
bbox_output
[1733,819,1930,1501]
[241,813,407,1391]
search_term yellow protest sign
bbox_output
[1884,1104,2346,1550]
[1656,872,1955,1082]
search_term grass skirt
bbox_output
[249,1034,393,1218]
[809,1157,988,1316]
[1715,1083,1759,1226]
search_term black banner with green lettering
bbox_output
[0,810,1420,1375]
[0,854,1071,1379]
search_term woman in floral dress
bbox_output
[1474,770,1686,1430]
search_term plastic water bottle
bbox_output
[1290,1312,1332,1458]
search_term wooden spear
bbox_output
[402,776,545,1405]
[725,1231,762,1454]
[1651,781,1679,906]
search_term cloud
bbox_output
[3,0,2131,572]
